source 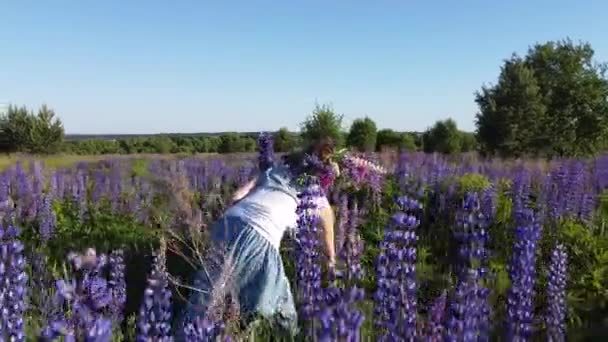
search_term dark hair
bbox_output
[282,138,336,178]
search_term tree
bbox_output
[217,133,256,153]
[346,117,377,152]
[476,57,548,157]
[400,133,418,152]
[459,132,478,153]
[475,39,608,157]
[422,119,462,154]
[29,105,65,154]
[376,129,417,151]
[151,135,175,154]
[274,127,297,152]
[0,106,31,152]
[300,104,344,147]
[0,104,64,154]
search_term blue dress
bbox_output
[181,165,300,336]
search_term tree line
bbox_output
[0,105,65,154]
[0,103,476,155]
[2,39,607,158]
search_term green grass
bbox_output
[0,152,233,171]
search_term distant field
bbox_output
[0,152,261,170]
[64,131,263,141]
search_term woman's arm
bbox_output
[231,178,256,204]
[318,205,336,268]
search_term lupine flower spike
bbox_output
[545,244,567,342]
[506,209,542,341]
[39,248,113,342]
[0,225,28,342]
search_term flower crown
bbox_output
[292,142,387,192]
[330,148,387,175]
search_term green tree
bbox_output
[459,132,478,152]
[300,104,344,147]
[218,133,251,153]
[376,129,416,151]
[476,39,608,157]
[422,119,462,154]
[401,133,418,152]
[151,135,175,154]
[241,136,257,152]
[29,105,65,154]
[118,139,135,154]
[274,127,297,152]
[476,57,548,157]
[204,136,221,153]
[0,104,64,154]
[1,106,32,152]
[346,117,377,152]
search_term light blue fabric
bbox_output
[254,164,300,200]
[182,215,298,335]
[224,164,302,248]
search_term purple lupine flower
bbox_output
[109,165,123,213]
[40,248,113,342]
[374,195,421,340]
[564,161,585,220]
[183,317,225,342]
[579,192,595,223]
[478,190,494,340]
[31,252,57,324]
[481,185,497,224]
[130,178,153,225]
[49,171,60,199]
[108,250,127,322]
[0,225,28,341]
[425,291,447,341]
[506,209,542,341]
[39,194,57,242]
[398,164,427,202]
[317,200,366,341]
[91,170,107,205]
[72,170,88,222]
[257,132,275,172]
[12,162,34,222]
[545,163,567,222]
[444,270,480,342]
[236,164,254,187]
[295,177,324,335]
[85,318,113,342]
[511,169,531,219]
[545,244,567,342]
[543,160,592,223]
[335,193,349,257]
[316,307,335,342]
[593,155,608,192]
[12,162,30,200]
[55,170,68,200]
[0,172,13,222]
[446,192,492,342]
[31,161,44,216]
[297,153,338,193]
[41,317,112,342]
[137,266,173,341]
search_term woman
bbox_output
[182,139,340,336]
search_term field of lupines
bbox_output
[0,134,607,341]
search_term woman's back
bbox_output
[224,165,300,249]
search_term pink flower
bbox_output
[320,173,335,190]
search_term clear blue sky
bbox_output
[1,1,607,134]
